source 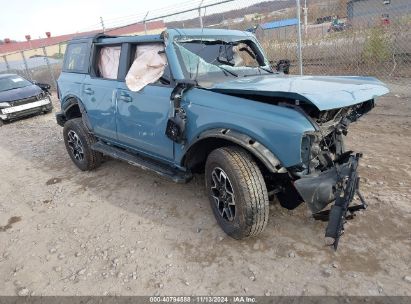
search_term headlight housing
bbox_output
[301,132,322,173]
[301,133,314,165]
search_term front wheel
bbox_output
[63,118,102,171]
[205,146,269,239]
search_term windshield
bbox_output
[0,76,32,92]
[174,37,273,85]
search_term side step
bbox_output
[91,142,192,184]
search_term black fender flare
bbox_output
[61,95,92,130]
[184,128,282,173]
[62,94,84,113]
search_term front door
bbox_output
[116,82,174,162]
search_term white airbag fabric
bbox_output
[126,44,166,92]
[98,46,121,79]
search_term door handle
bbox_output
[118,92,132,103]
[84,88,94,95]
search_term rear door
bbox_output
[81,43,122,141]
[115,42,174,162]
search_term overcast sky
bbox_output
[0,0,190,40]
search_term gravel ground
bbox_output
[0,81,410,296]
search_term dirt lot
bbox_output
[0,81,410,296]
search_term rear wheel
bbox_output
[205,146,269,239]
[63,118,102,171]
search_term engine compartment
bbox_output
[296,99,374,175]
[217,90,374,175]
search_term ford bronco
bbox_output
[56,29,389,248]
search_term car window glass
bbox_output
[97,46,121,79]
[174,38,270,83]
[125,43,167,92]
[0,76,32,91]
[175,43,221,76]
[63,43,88,72]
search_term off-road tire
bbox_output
[63,118,102,171]
[205,146,269,239]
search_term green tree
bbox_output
[362,27,391,63]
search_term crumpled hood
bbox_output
[207,75,389,111]
[0,85,42,103]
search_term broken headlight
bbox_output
[300,132,323,174]
[0,102,10,108]
[301,134,312,166]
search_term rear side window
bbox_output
[96,46,121,79]
[63,43,89,73]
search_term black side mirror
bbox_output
[36,82,51,93]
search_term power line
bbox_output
[77,0,238,33]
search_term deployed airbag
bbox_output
[126,44,167,92]
[98,46,121,79]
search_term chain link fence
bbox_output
[300,0,411,78]
[0,43,65,89]
[1,0,410,86]
[197,0,411,78]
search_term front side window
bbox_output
[63,43,89,73]
[125,43,168,92]
[174,37,272,86]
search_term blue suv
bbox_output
[56,29,388,247]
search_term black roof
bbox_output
[69,33,118,43]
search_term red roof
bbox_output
[107,20,165,35]
[0,20,165,55]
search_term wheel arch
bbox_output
[182,128,282,174]
[61,94,92,130]
[62,95,81,119]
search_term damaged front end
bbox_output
[294,152,367,249]
[289,100,374,249]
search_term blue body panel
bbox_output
[116,83,174,162]
[175,88,314,167]
[208,74,389,111]
[58,72,86,108]
[81,75,118,140]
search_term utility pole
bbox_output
[199,9,203,28]
[303,0,308,34]
[199,0,204,28]
[143,11,150,34]
[296,0,303,75]
[2,55,10,73]
[42,46,56,88]
[100,17,105,33]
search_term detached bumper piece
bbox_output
[324,153,367,250]
[294,153,367,250]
